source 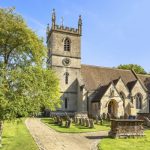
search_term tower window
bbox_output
[65,98,68,109]
[64,38,71,51]
[136,93,142,109]
[65,72,69,84]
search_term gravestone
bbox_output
[95,115,99,124]
[89,119,94,128]
[102,113,107,120]
[85,118,90,127]
[58,118,63,126]
[65,119,71,128]
[83,118,86,126]
[81,118,84,126]
[76,118,79,124]
[79,118,81,125]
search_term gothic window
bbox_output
[65,72,69,84]
[65,97,68,109]
[120,91,125,108]
[64,38,71,51]
[136,93,142,109]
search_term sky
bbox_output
[1,0,150,72]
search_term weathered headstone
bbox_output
[81,118,84,126]
[85,119,90,127]
[65,119,71,128]
[89,119,94,128]
[79,118,81,125]
[58,118,63,126]
[76,118,79,124]
[102,113,107,120]
[95,115,99,124]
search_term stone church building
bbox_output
[46,10,150,118]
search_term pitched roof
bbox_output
[92,83,111,102]
[127,80,137,92]
[81,64,137,91]
[137,74,150,93]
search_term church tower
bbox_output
[46,9,82,112]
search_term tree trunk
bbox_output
[0,121,3,147]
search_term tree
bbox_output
[0,7,45,68]
[0,8,61,147]
[117,64,147,74]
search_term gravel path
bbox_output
[25,118,108,150]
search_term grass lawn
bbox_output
[41,118,110,133]
[0,119,38,150]
[98,130,150,150]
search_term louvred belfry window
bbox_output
[64,38,71,51]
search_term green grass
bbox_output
[41,118,110,133]
[0,119,38,150]
[98,130,150,150]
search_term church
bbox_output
[46,9,150,118]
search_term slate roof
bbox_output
[80,64,150,101]
[137,74,150,93]
[81,64,137,91]
[92,83,111,102]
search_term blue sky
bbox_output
[1,0,150,72]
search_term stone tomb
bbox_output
[109,119,144,138]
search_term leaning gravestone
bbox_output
[76,118,79,124]
[95,115,99,124]
[85,118,89,127]
[102,113,107,120]
[65,119,71,128]
[79,118,81,125]
[58,118,63,126]
[81,118,84,126]
[89,119,94,128]
[83,118,86,126]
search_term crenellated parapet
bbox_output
[54,25,78,33]
[46,9,82,42]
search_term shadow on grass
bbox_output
[85,135,108,139]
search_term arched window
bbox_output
[136,93,142,109]
[64,38,71,51]
[65,72,69,84]
[120,91,125,108]
[64,97,68,109]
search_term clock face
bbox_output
[62,58,71,66]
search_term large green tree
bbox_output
[117,64,147,74]
[0,8,61,147]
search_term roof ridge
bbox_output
[81,64,132,72]
[137,74,150,77]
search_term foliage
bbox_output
[98,130,150,150]
[117,64,147,74]
[0,119,38,150]
[0,7,45,68]
[41,118,110,133]
[0,7,61,121]
[0,67,61,121]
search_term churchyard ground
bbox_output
[98,130,150,150]
[0,119,38,150]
